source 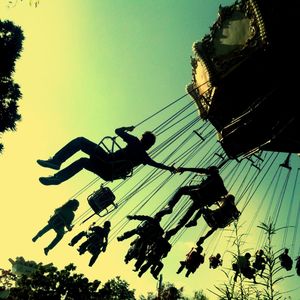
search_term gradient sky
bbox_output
[1,1,299,299]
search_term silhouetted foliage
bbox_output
[0,19,24,152]
[8,263,101,299]
[139,282,188,300]
[98,276,136,300]
[7,0,40,8]
[4,258,138,300]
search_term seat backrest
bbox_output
[203,205,240,228]
[88,186,116,214]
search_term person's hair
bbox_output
[216,253,221,258]
[64,199,79,211]
[226,194,235,203]
[103,220,111,228]
[141,131,156,150]
[245,252,251,259]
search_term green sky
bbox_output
[1,0,299,299]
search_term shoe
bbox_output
[117,236,123,242]
[39,176,61,186]
[44,248,50,256]
[37,158,60,170]
[165,229,176,240]
[68,242,73,247]
[196,237,205,246]
[160,206,172,215]
[32,236,38,242]
[185,220,197,228]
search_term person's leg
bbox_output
[38,137,109,169]
[53,137,108,164]
[32,224,52,242]
[78,240,90,255]
[69,231,86,246]
[185,207,203,228]
[151,262,163,279]
[176,261,186,274]
[44,227,65,255]
[134,252,146,271]
[167,186,196,209]
[185,270,192,277]
[138,261,152,277]
[89,251,100,267]
[39,157,96,185]
[165,203,198,239]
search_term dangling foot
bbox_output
[37,158,61,170]
[32,236,38,242]
[185,220,197,228]
[44,247,50,256]
[39,175,62,185]
[196,237,205,246]
[160,206,172,215]
[117,236,124,242]
[165,228,177,240]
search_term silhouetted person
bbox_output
[233,253,256,283]
[38,126,175,185]
[32,199,79,255]
[253,249,266,276]
[137,235,172,279]
[77,221,111,267]
[69,222,97,247]
[177,246,205,277]
[118,212,165,271]
[117,212,164,242]
[279,248,293,271]
[163,166,228,238]
[209,253,222,269]
[196,194,239,245]
[124,237,143,265]
[295,256,300,276]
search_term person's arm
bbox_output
[145,157,176,173]
[127,215,152,221]
[177,167,209,174]
[115,126,136,143]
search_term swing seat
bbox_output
[202,206,240,228]
[97,136,134,180]
[88,185,117,216]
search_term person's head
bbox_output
[207,165,219,174]
[226,194,235,204]
[103,220,111,229]
[197,246,203,253]
[216,253,221,259]
[259,249,264,256]
[140,131,156,150]
[245,252,251,259]
[66,199,80,211]
[284,248,289,254]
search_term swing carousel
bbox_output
[31,0,300,290]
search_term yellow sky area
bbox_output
[0,2,173,296]
[1,1,299,299]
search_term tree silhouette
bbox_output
[8,262,101,299]
[4,257,138,300]
[98,276,136,300]
[0,19,24,153]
